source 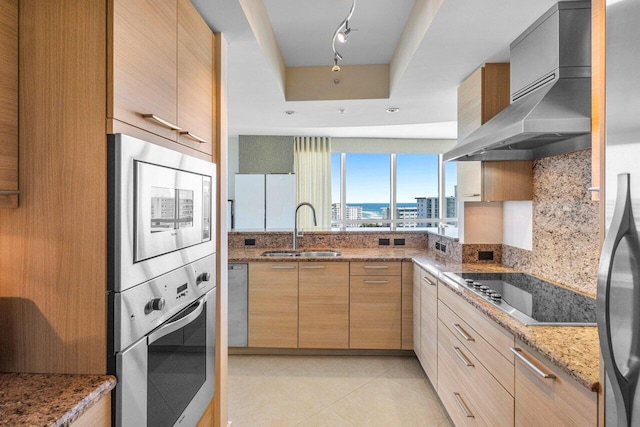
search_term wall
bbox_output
[227,136,239,199]
[502,149,600,296]
[238,135,294,173]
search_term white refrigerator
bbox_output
[234,174,295,230]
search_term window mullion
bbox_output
[390,153,396,231]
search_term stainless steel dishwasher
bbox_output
[228,263,248,347]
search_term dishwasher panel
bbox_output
[228,263,248,347]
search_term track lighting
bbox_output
[337,24,351,43]
[331,0,356,71]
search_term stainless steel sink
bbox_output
[261,251,299,257]
[261,250,342,257]
[298,251,341,257]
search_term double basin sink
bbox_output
[262,250,342,257]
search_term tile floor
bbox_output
[228,355,453,427]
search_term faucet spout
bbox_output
[293,202,317,250]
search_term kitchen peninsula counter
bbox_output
[0,373,115,426]
[230,247,600,392]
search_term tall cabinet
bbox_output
[0,0,18,208]
[0,0,216,377]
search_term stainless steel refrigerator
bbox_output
[597,0,640,425]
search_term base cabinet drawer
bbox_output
[350,275,401,349]
[438,351,486,427]
[438,320,514,427]
[513,342,597,427]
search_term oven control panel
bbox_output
[114,253,216,351]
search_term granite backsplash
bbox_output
[502,149,600,297]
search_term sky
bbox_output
[331,153,457,204]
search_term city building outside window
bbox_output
[331,152,458,230]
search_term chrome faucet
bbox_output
[293,202,317,250]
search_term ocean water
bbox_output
[353,203,417,219]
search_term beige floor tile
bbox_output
[438,418,454,427]
[295,408,355,427]
[382,357,438,397]
[330,376,448,427]
[229,355,309,377]
[228,374,324,427]
[275,356,379,406]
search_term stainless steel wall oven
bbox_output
[108,134,217,427]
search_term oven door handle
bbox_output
[148,296,207,344]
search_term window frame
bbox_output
[331,152,458,231]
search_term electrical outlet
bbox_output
[440,244,447,253]
[379,238,390,246]
[478,251,494,261]
[394,238,405,246]
[435,242,441,250]
[244,238,256,246]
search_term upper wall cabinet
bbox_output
[0,0,18,208]
[109,0,214,155]
[177,0,214,154]
[457,63,532,202]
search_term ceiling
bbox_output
[192,0,560,139]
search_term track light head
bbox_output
[337,24,351,43]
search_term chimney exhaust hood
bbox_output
[444,2,592,162]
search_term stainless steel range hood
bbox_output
[444,1,592,162]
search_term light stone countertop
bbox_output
[230,247,599,392]
[0,373,115,426]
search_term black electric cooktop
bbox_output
[443,272,596,326]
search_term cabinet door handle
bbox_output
[453,393,475,418]
[422,276,436,286]
[510,347,556,380]
[452,323,475,342]
[461,193,481,197]
[453,346,474,367]
[0,190,20,195]
[142,114,182,131]
[364,280,388,284]
[300,265,325,269]
[271,265,296,270]
[363,265,389,269]
[179,131,209,144]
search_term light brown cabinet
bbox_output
[177,0,214,154]
[350,262,401,349]
[248,263,299,348]
[418,266,438,384]
[437,282,515,427]
[513,341,597,427]
[70,396,111,427]
[0,0,18,208]
[401,261,414,350]
[457,63,532,202]
[412,263,421,359]
[109,0,214,155]
[299,262,349,349]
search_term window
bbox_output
[331,153,457,230]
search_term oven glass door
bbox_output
[147,298,208,427]
[135,161,211,262]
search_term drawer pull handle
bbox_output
[364,265,389,269]
[453,346,474,367]
[142,114,182,131]
[461,193,481,197]
[421,276,436,286]
[179,131,209,144]
[363,280,389,284]
[300,265,326,269]
[452,323,475,342]
[270,265,296,270]
[453,392,475,418]
[510,347,556,380]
